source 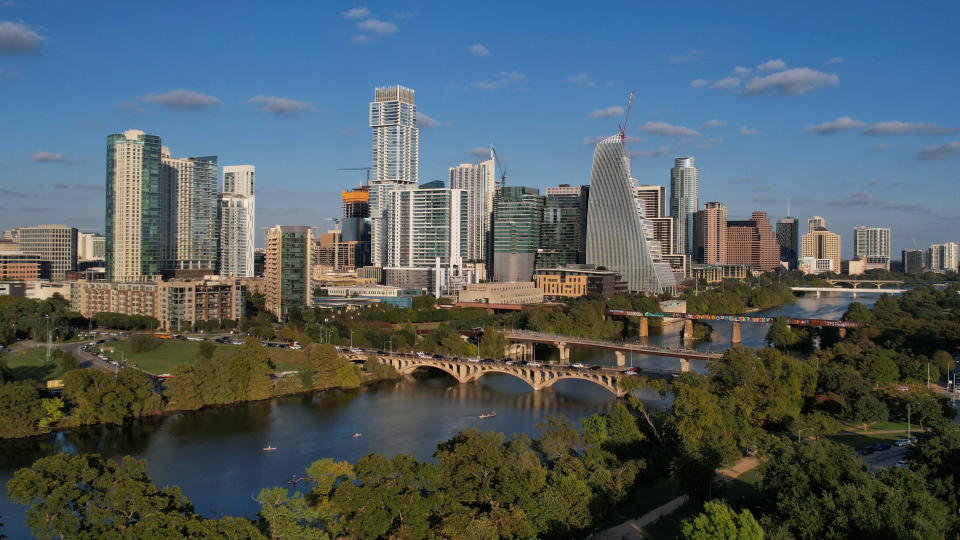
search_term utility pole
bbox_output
[45,314,51,365]
[907,403,912,439]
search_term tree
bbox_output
[682,500,764,539]
[165,364,205,411]
[196,341,216,360]
[128,335,161,353]
[765,317,800,349]
[0,381,48,438]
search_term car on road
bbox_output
[416,352,432,359]
[528,361,542,367]
[572,363,586,369]
[376,350,388,355]
[432,354,444,359]
[482,358,495,364]
[623,371,638,376]
[504,360,515,365]
[350,348,364,354]
[873,443,892,452]
[589,365,602,371]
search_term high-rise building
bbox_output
[449,152,496,262]
[16,225,78,280]
[77,233,105,262]
[586,135,676,294]
[695,202,727,265]
[341,186,371,269]
[635,184,666,219]
[726,211,779,272]
[537,185,589,269]
[649,217,674,255]
[264,226,312,319]
[492,186,544,282]
[928,242,959,273]
[162,149,218,271]
[853,226,891,270]
[802,218,841,273]
[776,216,799,269]
[388,188,467,268]
[669,157,698,257]
[218,165,256,277]
[105,129,165,282]
[369,85,419,266]
[902,249,926,274]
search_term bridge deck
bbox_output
[504,331,721,360]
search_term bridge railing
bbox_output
[503,329,719,357]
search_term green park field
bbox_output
[100,339,311,375]
[3,346,67,381]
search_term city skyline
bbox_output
[1,2,959,253]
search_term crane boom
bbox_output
[618,90,636,145]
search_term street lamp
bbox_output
[350,330,354,349]
[798,427,813,443]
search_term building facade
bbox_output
[902,249,926,274]
[264,226,313,319]
[161,149,219,271]
[776,216,799,269]
[928,242,959,273]
[534,266,627,298]
[726,211,779,273]
[219,165,256,277]
[669,157,698,257]
[388,188,467,268]
[802,218,841,273]
[369,86,419,266]
[537,185,589,269]
[457,281,544,304]
[77,233,105,262]
[449,153,496,262]
[105,129,164,281]
[695,202,727,265]
[853,226,891,270]
[635,184,666,219]
[586,135,677,294]
[492,186,544,282]
[16,225,78,281]
[341,186,371,269]
[0,253,45,281]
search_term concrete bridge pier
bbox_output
[731,322,741,344]
[638,316,649,337]
[838,327,847,338]
[557,342,570,363]
[682,319,694,341]
[679,358,690,372]
[614,350,626,367]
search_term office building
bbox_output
[162,149,219,271]
[537,185,589,269]
[776,216,799,269]
[369,86,419,266]
[928,242,959,273]
[388,188,467,268]
[694,202,727,265]
[691,263,751,283]
[635,184,666,219]
[77,233,105,262]
[726,211,779,273]
[218,165,256,277]
[586,135,677,294]
[902,249,926,274]
[264,226,312,319]
[457,281,544,304]
[341,186,372,269]
[0,253,46,281]
[492,186,544,282]
[105,129,165,281]
[534,266,628,298]
[801,217,841,273]
[16,225,78,281]
[449,152,496,262]
[669,157,698,257]
[853,226,891,270]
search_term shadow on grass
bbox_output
[10,364,58,381]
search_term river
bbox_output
[0,294,875,538]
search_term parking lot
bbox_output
[861,445,909,471]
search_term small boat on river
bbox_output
[263,445,277,451]
[479,411,496,419]
[352,432,362,438]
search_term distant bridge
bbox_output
[377,355,629,397]
[823,279,905,289]
[791,287,908,296]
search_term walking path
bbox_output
[588,456,759,539]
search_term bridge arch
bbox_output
[464,367,537,390]
[393,361,464,382]
[538,373,623,396]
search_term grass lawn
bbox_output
[591,477,685,532]
[722,467,762,506]
[3,347,66,381]
[839,420,913,433]
[266,348,311,372]
[100,340,219,375]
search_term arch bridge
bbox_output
[823,278,905,289]
[378,355,627,397]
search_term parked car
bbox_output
[894,459,909,468]
[894,438,911,447]
[856,446,875,456]
[873,443,892,452]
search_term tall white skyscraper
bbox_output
[853,226,891,269]
[669,157,698,257]
[219,165,256,277]
[369,86,419,266]
[387,188,467,268]
[449,151,496,262]
[162,148,219,271]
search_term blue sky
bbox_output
[1,0,958,253]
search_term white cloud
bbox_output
[247,95,315,117]
[356,18,397,36]
[341,7,370,19]
[825,56,845,64]
[630,146,670,158]
[0,20,43,53]
[757,59,787,72]
[467,43,489,57]
[668,49,706,64]
[732,66,752,76]
[805,116,864,134]
[711,77,740,90]
[140,89,222,110]
[416,111,450,128]
[862,121,956,136]
[917,141,960,160]
[32,151,66,162]
[742,67,839,96]
[642,121,700,138]
[351,34,372,44]
[702,119,726,129]
[566,73,596,87]
[588,106,624,119]
[469,147,492,158]
[689,78,710,88]
[739,126,761,135]
[472,70,524,90]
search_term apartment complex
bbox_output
[218,165,256,277]
[929,242,959,272]
[340,186,371,269]
[388,188,467,268]
[902,249,926,274]
[264,225,313,319]
[77,233,105,262]
[695,202,727,265]
[725,211,779,272]
[162,149,219,271]
[853,226,891,270]
[449,152,496,262]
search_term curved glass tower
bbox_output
[586,135,677,294]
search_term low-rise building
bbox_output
[0,252,46,281]
[457,281,543,304]
[322,285,403,298]
[691,264,751,283]
[534,266,627,298]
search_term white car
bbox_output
[527,361,542,367]
[572,363,586,369]
[416,352,432,359]
[349,348,364,354]
[467,357,480,363]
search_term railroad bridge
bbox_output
[378,355,628,397]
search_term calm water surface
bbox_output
[0,294,875,537]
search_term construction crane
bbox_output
[337,167,372,185]
[491,147,508,188]
[618,90,636,146]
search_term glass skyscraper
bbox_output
[669,157,698,257]
[537,185,589,268]
[162,150,218,271]
[586,135,677,294]
[776,216,799,269]
[492,186,544,282]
